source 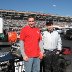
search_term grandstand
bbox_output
[0,9,72,34]
[0,9,72,21]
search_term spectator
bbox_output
[19,15,44,72]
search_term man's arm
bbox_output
[39,40,44,53]
[19,40,29,61]
[19,40,26,57]
[57,34,62,51]
[39,40,44,59]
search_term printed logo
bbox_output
[37,31,39,34]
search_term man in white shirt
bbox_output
[42,21,62,72]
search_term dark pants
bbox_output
[41,49,63,72]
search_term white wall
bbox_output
[0,18,3,33]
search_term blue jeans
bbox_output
[24,58,40,72]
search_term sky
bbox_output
[0,0,72,16]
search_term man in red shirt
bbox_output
[20,15,44,72]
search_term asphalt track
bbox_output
[61,34,72,72]
[62,35,72,49]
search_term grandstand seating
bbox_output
[0,9,72,37]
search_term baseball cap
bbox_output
[46,21,53,26]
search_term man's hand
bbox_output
[56,51,60,54]
[23,55,29,61]
[39,52,44,59]
[56,50,61,54]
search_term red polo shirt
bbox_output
[20,26,42,57]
